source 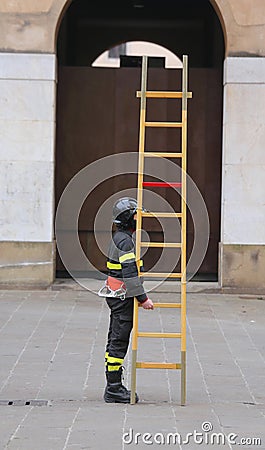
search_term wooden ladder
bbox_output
[130,55,192,405]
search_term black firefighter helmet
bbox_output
[112,197,138,228]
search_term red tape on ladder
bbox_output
[142,182,182,188]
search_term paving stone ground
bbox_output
[0,283,264,450]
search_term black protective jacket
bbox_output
[107,229,147,303]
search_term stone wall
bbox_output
[0,0,265,288]
[0,52,56,286]
[211,0,265,56]
[220,56,265,288]
[0,0,66,53]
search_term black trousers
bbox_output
[105,296,134,360]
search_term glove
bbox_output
[140,297,154,310]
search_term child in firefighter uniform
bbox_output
[100,197,154,403]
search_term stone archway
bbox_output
[51,0,265,288]
[54,0,226,280]
[52,0,228,54]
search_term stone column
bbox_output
[0,53,56,287]
[220,57,265,289]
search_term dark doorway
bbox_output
[56,0,224,280]
[58,0,224,69]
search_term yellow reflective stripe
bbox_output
[107,261,122,270]
[108,257,141,267]
[119,252,136,263]
[107,356,124,364]
[108,365,122,372]
[105,352,109,366]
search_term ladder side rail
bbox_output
[180,55,188,406]
[131,55,148,405]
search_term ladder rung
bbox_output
[142,181,181,188]
[142,212,182,218]
[144,152,183,158]
[139,272,182,278]
[145,121,183,128]
[140,242,181,248]
[136,90,192,99]
[153,303,181,308]
[138,332,181,338]
[136,362,182,369]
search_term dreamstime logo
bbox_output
[122,422,262,446]
[55,152,210,292]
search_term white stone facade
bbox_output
[221,57,265,245]
[0,52,265,286]
[0,53,56,242]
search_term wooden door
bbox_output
[56,66,222,279]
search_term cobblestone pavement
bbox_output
[0,285,264,449]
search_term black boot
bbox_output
[104,368,139,403]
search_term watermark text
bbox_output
[122,422,262,446]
